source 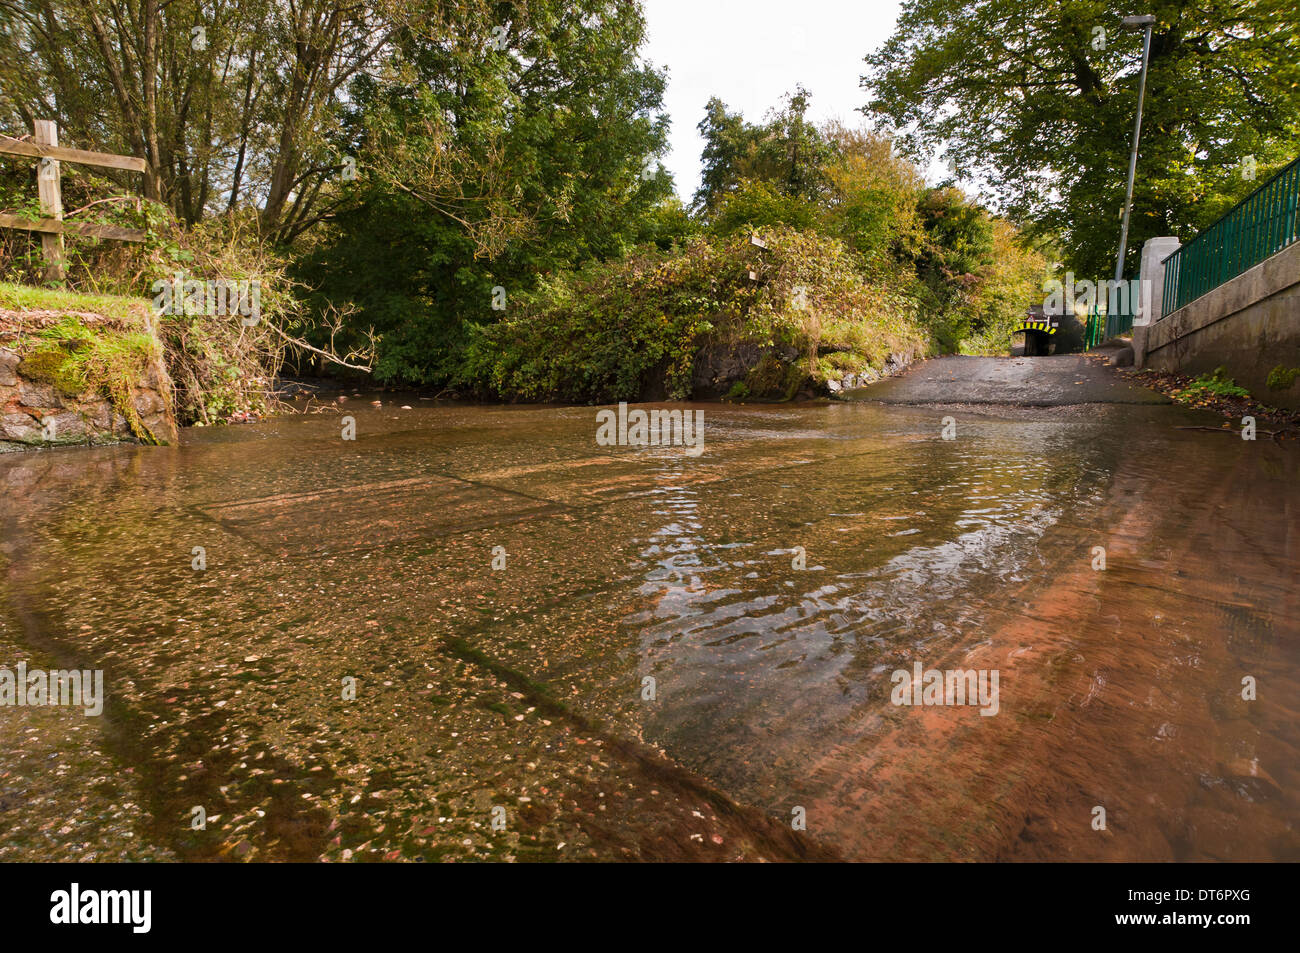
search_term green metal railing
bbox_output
[1084,304,1105,349]
[1161,155,1300,318]
[1083,287,1136,349]
[1105,291,1135,339]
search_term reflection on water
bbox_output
[1,399,1296,861]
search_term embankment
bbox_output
[1,286,177,451]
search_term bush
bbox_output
[457,226,927,403]
[0,184,362,424]
[1265,365,1300,391]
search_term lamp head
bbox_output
[1121,14,1156,28]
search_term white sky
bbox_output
[640,0,908,203]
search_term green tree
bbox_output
[863,0,1300,278]
[963,219,1054,354]
[295,0,672,384]
[0,0,413,236]
[693,97,761,216]
[819,122,926,272]
[693,86,834,221]
[913,187,996,349]
[711,180,820,234]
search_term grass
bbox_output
[0,281,152,327]
[2,281,170,444]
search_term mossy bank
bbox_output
[1,283,177,451]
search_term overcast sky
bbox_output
[640,0,907,203]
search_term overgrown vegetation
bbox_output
[29,2,1290,417]
[365,85,1047,398]
[458,228,927,403]
[0,164,366,424]
[864,1,1300,279]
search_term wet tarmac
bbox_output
[859,354,1169,406]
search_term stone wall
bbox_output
[1,311,178,451]
[690,337,918,400]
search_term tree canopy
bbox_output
[1,0,1053,396]
[292,0,672,383]
[863,0,1300,277]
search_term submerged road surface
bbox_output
[859,353,1169,406]
[0,356,1295,862]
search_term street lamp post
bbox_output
[1115,14,1157,284]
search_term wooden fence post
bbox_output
[0,121,146,257]
[33,119,64,281]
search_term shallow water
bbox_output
[1,397,1296,861]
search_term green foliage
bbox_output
[694,87,834,219]
[0,135,308,422]
[457,244,720,403]
[134,214,304,424]
[865,0,1300,278]
[916,188,995,283]
[818,124,926,272]
[634,198,704,251]
[295,0,671,386]
[2,0,481,237]
[910,187,997,349]
[692,100,1046,359]
[694,98,757,217]
[957,220,1051,355]
[1,0,1061,410]
[724,381,750,401]
[711,180,821,234]
[458,227,928,403]
[1176,367,1251,402]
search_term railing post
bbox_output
[1136,237,1180,325]
[1286,171,1298,249]
[33,119,64,282]
[1133,236,1180,369]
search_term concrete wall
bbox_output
[1134,239,1300,409]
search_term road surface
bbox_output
[854,354,1168,406]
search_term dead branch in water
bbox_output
[268,322,372,373]
[1175,425,1284,443]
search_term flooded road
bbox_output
[1,378,1296,861]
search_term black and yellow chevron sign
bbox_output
[1013,317,1058,335]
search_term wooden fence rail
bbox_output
[0,120,146,281]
